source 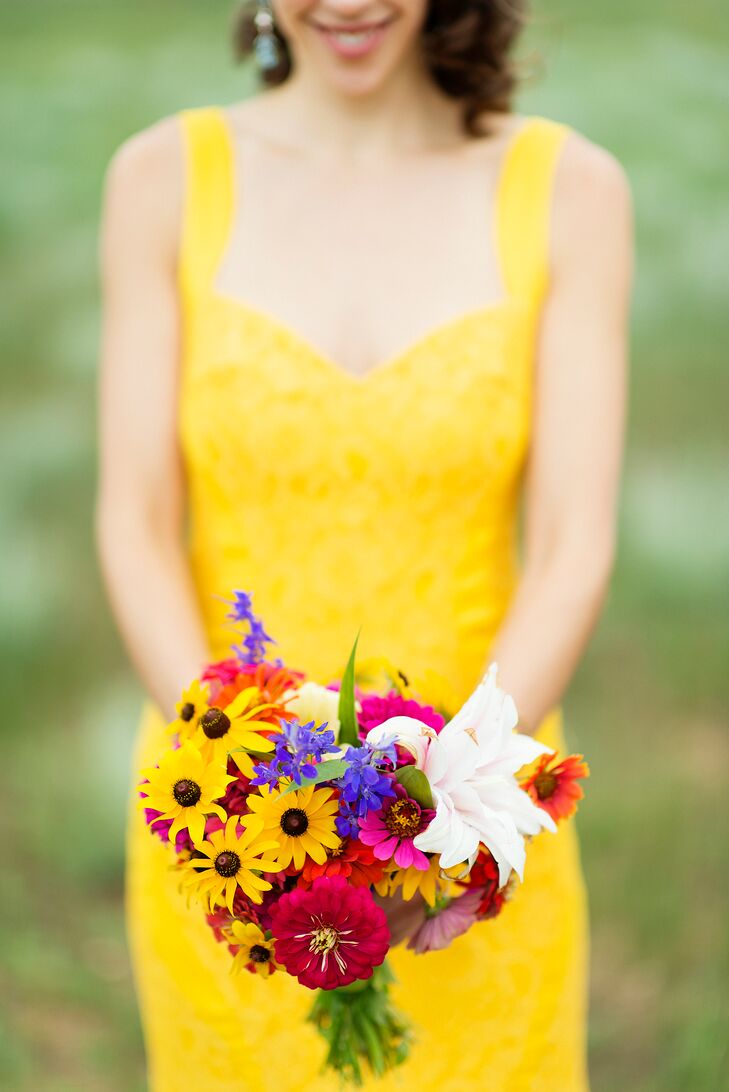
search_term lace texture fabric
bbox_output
[125,107,590,1090]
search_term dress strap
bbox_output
[177,106,234,299]
[496,116,571,309]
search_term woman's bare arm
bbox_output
[489,134,634,734]
[95,118,210,720]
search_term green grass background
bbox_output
[1,1,727,1088]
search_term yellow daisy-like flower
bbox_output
[188,814,284,912]
[246,783,340,870]
[380,854,451,907]
[139,741,234,845]
[168,679,211,741]
[192,686,281,777]
[226,920,282,978]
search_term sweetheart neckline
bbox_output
[205,107,537,384]
[206,289,524,385]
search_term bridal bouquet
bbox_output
[139,590,588,1084]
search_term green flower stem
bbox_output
[307,960,412,1086]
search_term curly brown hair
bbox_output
[233,1,533,137]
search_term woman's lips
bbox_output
[311,19,394,60]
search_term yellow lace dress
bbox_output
[125,106,590,1091]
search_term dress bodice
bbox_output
[176,107,570,702]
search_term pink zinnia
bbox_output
[406,890,482,954]
[357,780,435,870]
[358,691,445,735]
[268,875,390,989]
[201,657,244,693]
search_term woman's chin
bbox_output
[308,57,401,100]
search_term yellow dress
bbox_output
[126,106,590,1091]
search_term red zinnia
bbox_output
[522,753,590,823]
[269,875,390,989]
[219,757,252,816]
[462,848,507,919]
[300,837,386,888]
[222,869,298,934]
[205,905,235,945]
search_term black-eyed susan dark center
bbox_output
[173,779,202,807]
[214,851,241,877]
[180,702,196,722]
[200,707,231,739]
[280,807,309,837]
[249,944,271,963]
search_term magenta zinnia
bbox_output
[358,691,445,735]
[268,875,389,989]
[357,780,435,870]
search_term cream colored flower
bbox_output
[282,681,346,743]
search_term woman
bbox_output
[96,1,633,1089]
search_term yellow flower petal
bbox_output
[299,835,327,864]
[185,810,206,845]
[276,842,293,869]
[251,856,286,875]
[242,872,272,892]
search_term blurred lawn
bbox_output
[1,1,727,1089]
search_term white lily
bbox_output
[366,664,557,886]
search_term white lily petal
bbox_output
[417,810,480,870]
[449,782,489,825]
[469,806,526,884]
[439,665,498,741]
[479,779,557,836]
[422,734,450,786]
[434,733,480,793]
[477,733,554,778]
[366,715,434,768]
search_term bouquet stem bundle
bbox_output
[308,961,411,1085]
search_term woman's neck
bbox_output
[247,54,473,163]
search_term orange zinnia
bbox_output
[522,753,590,823]
[215,665,302,716]
[300,836,387,889]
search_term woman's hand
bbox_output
[372,889,428,947]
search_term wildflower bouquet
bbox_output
[140,590,589,1084]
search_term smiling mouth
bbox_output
[309,17,397,59]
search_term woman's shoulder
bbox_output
[105,112,186,197]
[521,112,629,183]
[102,112,191,254]
[103,97,261,188]
[527,114,634,264]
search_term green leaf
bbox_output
[395,765,434,809]
[337,629,361,748]
[278,758,349,796]
[226,746,272,760]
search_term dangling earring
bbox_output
[253,0,281,72]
